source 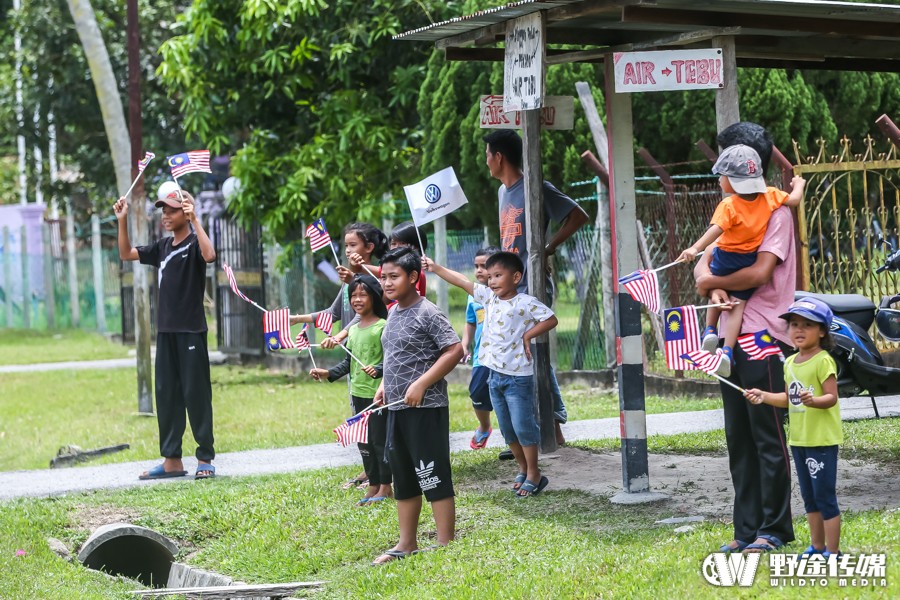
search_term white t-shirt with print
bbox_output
[473,283,554,376]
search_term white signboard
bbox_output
[503,13,544,112]
[479,95,574,130]
[613,49,724,93]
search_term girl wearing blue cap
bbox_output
[744,297,842,558]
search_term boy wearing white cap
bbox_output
[679,144,806,376]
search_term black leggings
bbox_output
[352,396,391,486]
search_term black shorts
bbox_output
[469,366,492,411]
[387,407,454,502]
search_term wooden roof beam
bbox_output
[737,57,900,73]
[622,6,900,38]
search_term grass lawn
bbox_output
[0,329,129,365]
[0,365,722,471]
[2,424,899,599]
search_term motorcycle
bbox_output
[795,239,900,417]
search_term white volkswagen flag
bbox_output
[403,166,469,226]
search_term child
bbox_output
[371,247,463,565]
[292,222,388,490]
[310,274,392,505]
[463,246,501,449]
[388,221,428,298]
[679,144,806,377]
[424,251,559,498]
[744,297,842,557]
[114,189,218,480]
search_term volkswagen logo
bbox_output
[424,184,441,204]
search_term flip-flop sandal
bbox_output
[800,545,824,556]
[411,544,442,555]
[511,472,527,492]
[516,475,549,498]
[355,480,370,490]
[719,540,749,553]
[194,464,216,480]
[743,534,784,553]
[371,549,409,566]
[138,464,187,481]
[470,428,492,449]
[342,477,366,490]
[364,496,389,505]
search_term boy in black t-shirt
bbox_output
[114,188,218,480]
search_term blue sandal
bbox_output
[719,540,749,553]
[511,473,527,492]
[195,463,216,479]
[138,464,187,481]
[516,475,549,498]
[800,545,824,556]
[744,534,784,553]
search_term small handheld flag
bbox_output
[680,349,724,375]
[123,151,156,198]
[263,308,296,351]
[167,150,211,179]
[664,305,700,370]
[315,312,334,336]
[137,152,155,174]
[619,269,660,314]
[334,411,370,446]
[681,351,747,393]
[222,263,266,312]
[295,324,311,350]
[306,219,333,252]
[738,330,784,361]
[403,166,469,227]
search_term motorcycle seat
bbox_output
[795,291,876,314]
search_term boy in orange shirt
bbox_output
[679,144,805,376]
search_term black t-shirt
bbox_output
[137,232,209,333]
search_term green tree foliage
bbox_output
[158,0,464,245]
[0,0,189,205]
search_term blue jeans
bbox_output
[550,366,567,424]
[489,372,541,447]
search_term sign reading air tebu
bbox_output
[480,95,574,130]
[614,49,725,93]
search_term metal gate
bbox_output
[214,216,265,355]
[795,135,900,351]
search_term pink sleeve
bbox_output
[758,206,794,263]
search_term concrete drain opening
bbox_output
[77,523,178,588]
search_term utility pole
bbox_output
[13,0,27,204]
[128,0,153,414]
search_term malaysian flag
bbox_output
[315,311,333,336]
[333,411,370,446]
[137,152,155,174]
[618,269,660,313]
[664,305,700,370]
[222,263,252,304]
[167,150,211,178]
[738,330,784,361]
[295,324,311,351]
[681,349,725,375]
[263,308,296,351]
[305,218,332,252]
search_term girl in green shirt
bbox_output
[746,297,842,558]
[310,275,391,505]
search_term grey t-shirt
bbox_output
[381,297,460,411]
[498,178,578,295]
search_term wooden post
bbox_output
[42,222,56,329]
[605,54,649,494]
[575,80,617,368]
[91,213,106,333]
[713,36,740,132]
[128,0,153,414]
[20,225,30,329]
[434,216,449,313]
[522,109,556,453]
[65,199,80,327]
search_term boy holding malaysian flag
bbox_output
[114,186,218,481]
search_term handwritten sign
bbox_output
[614,49,724,93]
[503,13,544,112]
[479,95,574,130]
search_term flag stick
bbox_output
[360,263,379,278]
[173,175,185,202]
[694,300,740,310]
[329,243,342,268]
[651,251,704,274]
[703,370,746,394]
[334,343,368,369]
[357,398,406,414]
[123,171,147,199]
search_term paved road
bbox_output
[1,395,896,502]
[0,351,228,374]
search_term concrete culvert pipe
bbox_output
[77,523,179,587]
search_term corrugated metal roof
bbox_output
[394,0,582,41]
[394,0,900,43]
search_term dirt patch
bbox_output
[474,446,900,517]
[70,504,143,533]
